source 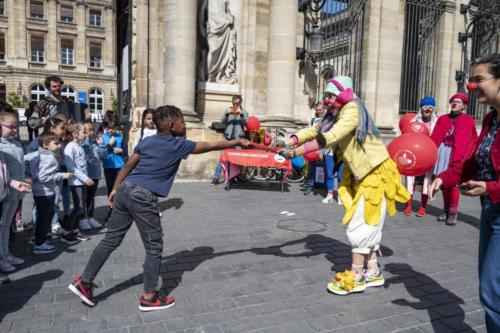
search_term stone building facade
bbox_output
[0,0,116,113]
[128,0,493,179]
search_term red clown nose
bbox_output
[467,82,478,91]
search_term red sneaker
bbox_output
[68,276,97,307]
[139,291,175,312]
[416,207,426,217]
[403,205,412,216]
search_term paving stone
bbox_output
[1,182,484,332]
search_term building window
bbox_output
[89,42,102,68]
[0,1,5,16]
[30,84,46,102]
[31,36,44,62]
[30,1,44,19]
[61,39,74,65]
[89,9,102,27]
[62,85,75,101]
[60,5,73,23]
[89,88,103,113]
[0,34,4,61]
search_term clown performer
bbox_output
[403,96,438,217]
[276,76,410,295]
[430,92,478,226]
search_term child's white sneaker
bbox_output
[51,223,65,235]
[79,219,92,231]
[87,218,102,229]
[322,195,334,204]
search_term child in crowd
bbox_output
[64,123,93,237]
[81,120,107,228]
[69,105,249,311]
[323,150,344,205]
[0,112,30,272]
[133,109,157,148]
[101,113,124,219]
[27,117,69,235]
[25,133,75,253]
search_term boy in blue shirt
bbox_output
[69,105,249,311]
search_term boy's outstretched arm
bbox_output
[108,153,141,207]
[192,138,249,154]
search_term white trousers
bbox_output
[346,196,386,254]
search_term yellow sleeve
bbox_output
[322,102,358,146]
[294,123,320,145]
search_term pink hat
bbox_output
[449,92,469,105]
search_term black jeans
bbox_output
[85,180,99,217]
[34,195,55,246]
[104,169,120,197]
[67,186,87,231]
[81,181,162,292]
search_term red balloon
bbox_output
[402,121,430,136]
[246,116,260,131]
[399,113,417,132]
[263,134,272,146]
[388,132,437,176]
[304,151,320,162]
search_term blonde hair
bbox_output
[0,112,17,123]
[67,122,85,135]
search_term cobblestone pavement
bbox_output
[0,181,485,333]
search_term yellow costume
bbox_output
[294,101,410,226]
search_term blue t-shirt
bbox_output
[126,134,196,197]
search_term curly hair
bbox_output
[153,105,182,128]
[44,75,64,89]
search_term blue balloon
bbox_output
[291,156,305,169]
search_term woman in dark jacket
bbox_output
[211,95,248,185]
[430,53,500,332]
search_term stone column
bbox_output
[163,0,197,116]
[75,2,87,72]
[434,1,463,116]
[265,0,298,120]
[361,0,405,133]
[46,0,58,71]
[9,0,27,68]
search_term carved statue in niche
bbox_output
[198,0,237,84]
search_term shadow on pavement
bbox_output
[91,234,394,304]
[385,263,473,333]
[0,269,63,321]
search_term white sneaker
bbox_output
[322,195,334,204]
[79,219,92,231]
[0,259,15,273]
[337,196,342,206]
[6,254,24,265]
[87,218,102,229]
[51,223,65,235]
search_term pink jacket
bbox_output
[438,111,500,203]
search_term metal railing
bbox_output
[317,0,366,100]
[399,0,444,114]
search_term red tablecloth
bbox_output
[220,149,291,170]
